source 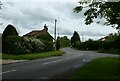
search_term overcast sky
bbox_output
[0,0,118,41]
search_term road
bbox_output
[2,48,119,80]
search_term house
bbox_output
[99,36,108,41]
[24,24,53,42]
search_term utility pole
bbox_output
[54,19,57,50]
[0,1,2,26]
[81,34,84,42]
[0,1,2,53]
[55,19,57,41]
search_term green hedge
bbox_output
[3,36,45,54]
[40,40,54,52]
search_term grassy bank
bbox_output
[69,57,120,80]
[2,50,65,60]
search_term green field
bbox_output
[2,50,65,60]
[70,57,120,80]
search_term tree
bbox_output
[74,0,120,29]
[2,24,19,53]
[71,31,81,47]
[59,36,70,47]
[2,24,18,40]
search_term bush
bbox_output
[3,36,45,54]
[23,37,45,52]
[75,42,86,50]
[4,36,26,54]
[56,40,60,50]
[40,40,54,52]
[36,32,53,42]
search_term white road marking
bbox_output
[0,70,17,74]
[44,62,52,64]
[44,54,83,65]
[43,59,65,65]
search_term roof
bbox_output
[23,25,53,40]
[24,30,43,37]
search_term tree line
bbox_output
[70,31,120,54]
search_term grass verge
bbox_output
[69,57,120,80]
[2,50,65,60]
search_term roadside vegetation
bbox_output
[2,25,55,55]
[0,54,1,59]
[71,31,120,54]
[72,1,120,54]
[2,50,64,60]
[69,57,120,80]
[1,24,66,60]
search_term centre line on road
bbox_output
[0,70,17,75]
[43,54,83,65]
[43,59,65,65]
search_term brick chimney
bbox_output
[44,24,48,32]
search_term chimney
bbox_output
[44,24,48,32]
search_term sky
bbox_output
[0,0,118,41]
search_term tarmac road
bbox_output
[2,48,119,80]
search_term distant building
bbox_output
[24,24,53,42]
[99,36,108,41]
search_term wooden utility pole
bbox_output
[55,19,57,41]
[54,19,57,50]
[0,1,2,26]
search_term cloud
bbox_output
[0,1,117,41]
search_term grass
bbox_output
[2,50,65,60]
[69,57,120,80]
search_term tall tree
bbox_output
[71,31,81,47]
[2,24,18,53]
[74,0,120,29]
[2,24,18,40]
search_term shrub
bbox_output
[40,40,54,52]
[56,40,60,50]
[4,36,26,54]
[36,32,53,42]
[24,37,45,52]
[4,36,45,54]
